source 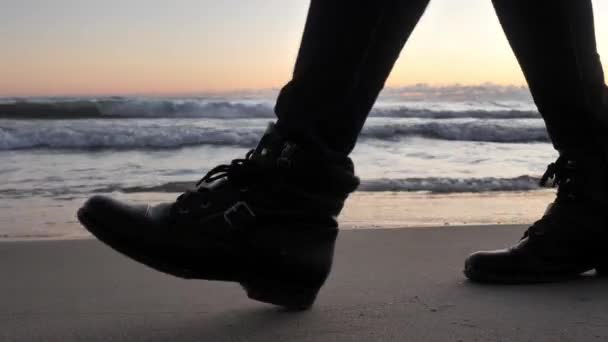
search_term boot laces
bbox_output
[195,149,258,186]
[525,156,579,239]
[174,150,260,214]
[539,156,579,201]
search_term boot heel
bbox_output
[240,225,338,309]
[241,279,320,310]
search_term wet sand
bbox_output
[2,225,607,341]
[0,190,556,240]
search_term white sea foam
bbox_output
[135,176,541,194]
[361,119,548,143]
[0,121,265,150]
[0,175,542,198]
[0,118,549,150]
[358,176,540,193]
[0,98,539,120]
[1,84,539,121]
[122,176,542,194]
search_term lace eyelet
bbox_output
[200,201,211,209]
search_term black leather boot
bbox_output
[77,123,359,309]
[464,151,608,283]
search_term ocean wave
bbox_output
[379,84,533,102]
[93,175,542,194]
[358,176,540,193]
[0,98,539,120]
[0,99,276,119]
[0,122,265,150]
[373,108,538,119]
[361,120,548,143]
[0,119,549,150]
[0,176,544,203]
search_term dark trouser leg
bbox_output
[464,0,608,285]
[275,0,430,157]
[492,0,608,153]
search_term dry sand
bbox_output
[1,225,607,341]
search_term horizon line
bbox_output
[0,82,530,98]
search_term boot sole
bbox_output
[463,263,594,284]
[241,279,320,311]
[78,207,329,310]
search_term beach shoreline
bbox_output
[0,190,556,241]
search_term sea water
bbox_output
[0,85,559,239]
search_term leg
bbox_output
[78,0,429,308]
[492,0,607,153]
[465,0,608,284]
[276,0,430,156]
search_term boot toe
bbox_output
[464,249,519,283]
[78,195,115,226]
[464,252,487,281]
[464,251,492,282]
[79,195,114,216]
[77,195,149,237]
[463,246,583,284]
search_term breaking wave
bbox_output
[90,175,541,194]
[0,122,265,150]
[0,98,276,119]
[0,98,538,120]
[0,119,549,150]
[360,120,548,143]
[0,176,543,201]
[372,108,538,119]
[357,176,541,193]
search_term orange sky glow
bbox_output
[1,0,607,96]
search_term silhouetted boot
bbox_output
[77,123,359,309]
[464,151,608,283]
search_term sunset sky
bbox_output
[2,0,607,96]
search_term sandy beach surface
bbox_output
[2,225,607,341]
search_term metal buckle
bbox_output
[224,201,256,228]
